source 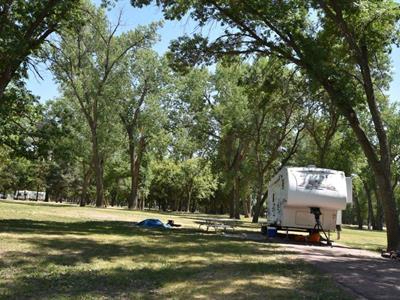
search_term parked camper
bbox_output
[267,166,352,232]
[14,190,46,201]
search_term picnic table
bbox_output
[198,218,241,232]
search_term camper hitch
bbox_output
[310,207,332,246]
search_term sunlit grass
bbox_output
[335,226,387,251]
[0,200,349,299]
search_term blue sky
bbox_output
[26,0,400,103]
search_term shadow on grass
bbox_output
[1,259,332,299]
[0,219,146,236]
[0,218,348,299]
[0,220,291,266]
[0,218,260,243]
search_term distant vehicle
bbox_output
[267,166,352,232]
[14,190,46,201]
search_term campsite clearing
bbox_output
[0,200,348,299]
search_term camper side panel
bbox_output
[267,170,288,226]
[281,207,338,230]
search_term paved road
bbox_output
[236,233,400,299]
[278,242,400,300]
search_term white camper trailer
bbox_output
[267,166,352,231]
[14,190,46,201]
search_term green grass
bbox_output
[336,226,387,251]
[0,200,349,299]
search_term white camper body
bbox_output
[267,167,352,231]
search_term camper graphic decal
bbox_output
[295,171,337,191]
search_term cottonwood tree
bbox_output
[0,84,42,157]
[167,67,216,160]
[165,64,243,216]
[212,62,252,219]
[180,158,217,212]
[116,49,166,209]
[305,100,340,168]
[42,98,93,205]
[170,60,307,219]
[244,58,310,223]
[131,0,400,250]
[146,158,216,211]
[49,4,159,207]
[0,0,80,99]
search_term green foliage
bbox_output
[0,0,81,98]
[0,83,43,158]
[148,158,217,211]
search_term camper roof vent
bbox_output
[307,164,316,168]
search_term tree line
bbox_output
[0,0,400,250]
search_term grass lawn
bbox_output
[337,226,387,251]
[0,200,349,299]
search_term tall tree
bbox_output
[116,49,166,209]
[49,4,158,207]
[41,98,93,205]
[244,58,309,223]
[213,62,251,219]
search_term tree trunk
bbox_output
[320,79,399,250]
[233,176,241,219]
[252,196,263,223]
[110,177,119,207]
[345,109,398,246]
[243,195,251,218]
[128,137,136,209]
[191,197,197,213]
[319,150,326,168]
[363,182,375,230]
[173,196,178,211]
[0,68,15,100]
[127,134,145,210]
[186,189,192,213]
[252,178,265,223]
[375,174,399,251]
[110,190,116,207]
[252,189,268,223]
[353,191,363,230]
[44,188,49,202]
[80,164,91,207]
[91,127,104,208]
[229,188,234,218]
[35,186,39,201]
[139,192,145,210]
[373,187,384,231]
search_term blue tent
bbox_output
[136,219,171,229]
